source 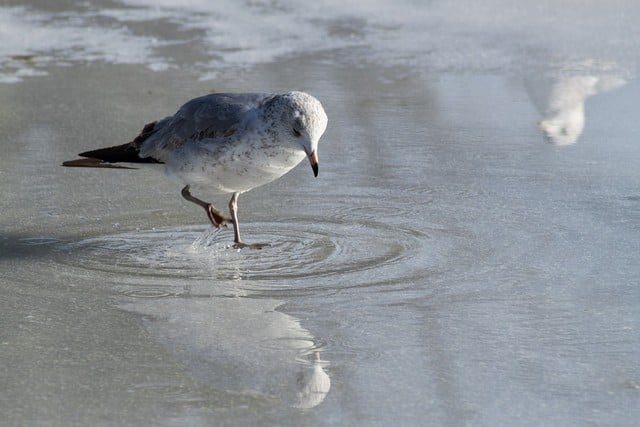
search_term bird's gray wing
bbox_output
[140,92,274,160]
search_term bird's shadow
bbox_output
[0,233,66,261]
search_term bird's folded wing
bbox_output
[140,92,274,158]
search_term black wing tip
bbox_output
[74,144,163,165]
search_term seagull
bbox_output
[63,91,328,249]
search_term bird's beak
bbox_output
[308,150,319,177]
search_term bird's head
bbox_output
[266,91,327,177]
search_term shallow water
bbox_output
[1,1,640,426]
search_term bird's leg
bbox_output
[181,185,232,228]
[228,192,242,246]
[228,192,269,250]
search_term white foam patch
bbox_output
[108,0,640,76]
[2,1,640,83]
[110,0,363,76]
[0,6,170,83]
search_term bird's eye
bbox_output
[292,127,302,137]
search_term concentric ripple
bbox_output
[56,217,440,288]
[122,288,177,298]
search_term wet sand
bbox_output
[1,14,639,427]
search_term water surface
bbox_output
[1,1,639,426]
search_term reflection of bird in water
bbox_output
[121,296,331,408]
[294,351,331,409]
[63,91,327,248]
[539,75,625,145]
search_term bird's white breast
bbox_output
[166,135,306,194]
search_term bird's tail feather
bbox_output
[62,121,163,168]
[61,157,138,169]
